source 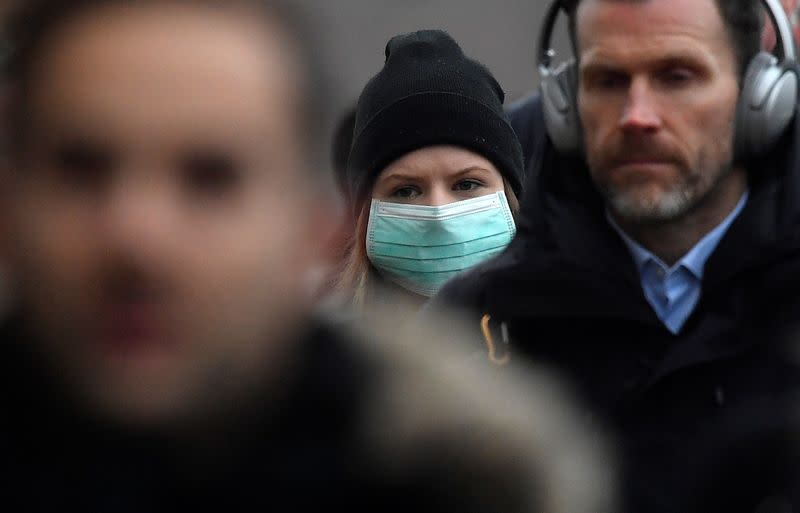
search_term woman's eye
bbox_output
[453,180,483,192]
[391,186,421,199]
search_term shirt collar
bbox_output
[608,191,750,279]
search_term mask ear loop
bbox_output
[481,314,510,366]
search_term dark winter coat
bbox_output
[433,93,800,513]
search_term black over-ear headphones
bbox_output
[538,0,799,159]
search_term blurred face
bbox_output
[4,3,324,426]
[371,146,505,206]
[576,0,740,222]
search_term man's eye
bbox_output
[51,142,115,190]
[659,68,694,86]
[181,151,242,196]
[391,186,421,199]
[588,72,629,91]
[453,179,483,192]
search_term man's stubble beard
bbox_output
[598,146,735,226]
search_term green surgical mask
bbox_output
[366,191,516,297]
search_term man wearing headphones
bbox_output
[433,0,800,511]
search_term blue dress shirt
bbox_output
[608,192,749,334]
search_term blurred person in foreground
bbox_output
[432,0,800,511]
[337,30,523,311]
[0,1,614,512]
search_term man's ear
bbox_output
[0,86,17,313]
[0,85,15,264]
[0,159,13,315]
[0,159,10,263]
[302,189,348,300]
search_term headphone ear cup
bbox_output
[541,59,583,154]
[735,52,798,160]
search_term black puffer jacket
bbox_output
[434,93,800,513]
[0,309,611,513]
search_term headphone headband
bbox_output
[764,0,797,62]
[538,0,798,72]
[537,0,564,74]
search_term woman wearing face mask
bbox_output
[338,30,525,308]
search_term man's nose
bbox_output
[103,174,176,256]
[619,78,663,133]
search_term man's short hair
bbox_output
[563,0,764,81]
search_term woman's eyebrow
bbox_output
[453,166,493,177]
[378,172,424,183]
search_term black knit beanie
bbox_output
[347,29,524,205]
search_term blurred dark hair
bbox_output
[562,0,764,81]
[2,0,331,167]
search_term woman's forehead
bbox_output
[379,146,499,179]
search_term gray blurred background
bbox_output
[297,0,571,124]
